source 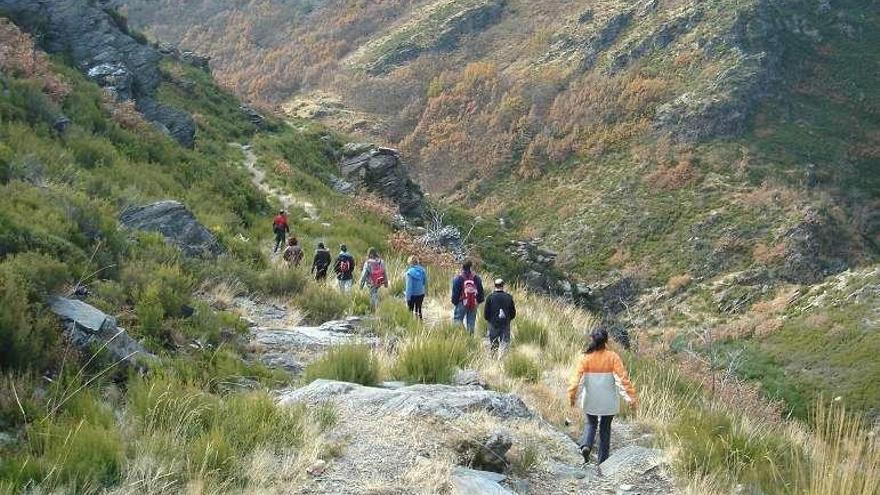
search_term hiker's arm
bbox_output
[613,354,637,406]
[483,297,491,322]
[359,264,368,288]
[476,278,485,303]
[383,262,389,287]
[567,358,587,407]
[509,298,516,321]
[450,278,460,306]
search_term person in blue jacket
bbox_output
[404,255,428,320]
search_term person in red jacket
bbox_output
[272,210,289,253]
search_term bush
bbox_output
[304,344,380,386]
[394,329,474,384]
[503,351,541,383]
[514,318,549,348]
[371,297,420,338]
[257,266,307,296]
[296,284,349,323]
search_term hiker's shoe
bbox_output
[580,446,592,464]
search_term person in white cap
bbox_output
[483,278,516,354]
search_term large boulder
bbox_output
[278,380,532,420]
[48,296,153,369]
[119,200,222,257]
[0,0,196,147]
[340,144,426,219]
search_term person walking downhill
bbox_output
[311,242,332,282]
[567,328,637,466]
[450,260,484,334]
[333,244,356,293]
[360,248,388,311]
[282,237,304,268]
[483,279,516,355]
[404,256,427,320]
[272,210,290,253]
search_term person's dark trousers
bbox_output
[579,414,613,464]
[407,294,425,320]
[315,269,327,282]
[487,323,510,352]
[274,230,286,253]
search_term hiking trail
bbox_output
[231,142,321,222]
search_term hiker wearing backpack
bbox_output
[272,210,289,253]
[311,242,332,282]
[404,255,427,320]
[483,279,516,354]
[282,237,304,268]
[567,328,637,465]
[359,247,388,311]
[333,244,356,292]
[450,260,485,334]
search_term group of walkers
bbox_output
[270,210,637,466]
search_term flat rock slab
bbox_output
[600,445,665,480]
[252,326,378,352]
[278,380,532,420]
[453,467,513,495]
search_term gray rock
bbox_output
[252,327,377,354]
[473,430,512,473]
[579,11,632,71]
[452,466,513,495]
[0,0,195,147]
[259,353,303,375]
[549,461,589,480]
[339,144,426,219]
[120,200,222,257]
[453,369,487,389]
[278,380,533,420]
[52,115,71,134]
[599,446,665,480]
[48,296,153,369]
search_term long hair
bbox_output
[368,247,379,259]
[586,327,609,354]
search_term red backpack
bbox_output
[369,260,386,287]
[461,272,478,310]
[338,259,352,274]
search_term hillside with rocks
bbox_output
[1,2,880,495]
[112,0,880,424]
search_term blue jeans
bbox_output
[453,303,477,333]
[579,414,613,464]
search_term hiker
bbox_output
[282,237,304,268]
[359,247,388,311]
[450,259,484,334]
[404,255,427,320]
[311,242,332,282]
[333,244,356,292]
[483,278,516,354]
[567,328,637,465]
[272,210,289,253]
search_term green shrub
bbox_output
[349,289,373,316]
[304,344,380,386]
[135,282,165,342]
[503,351,542,383]
[257,266,307,296]
[371,297,420,338]
[514,318,549,348]
[0,254,69,371]
[394,328,474,384]
[296,283,349,323]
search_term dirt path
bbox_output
[230,142,320,221]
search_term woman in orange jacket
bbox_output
[567,328,637,464]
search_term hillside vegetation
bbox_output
[1,8,880,495]
[115,0,880,422]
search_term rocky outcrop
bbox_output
[49,296,153,369]
[119,200,222,257]
[0,0,196,147]
[340,144,426,219]
[652,0,780,142]
[360,0,507,75]
[607,10,703,72]
[278,380,532,420]
[452,467,514,495]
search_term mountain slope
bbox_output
[111,0,880,423]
